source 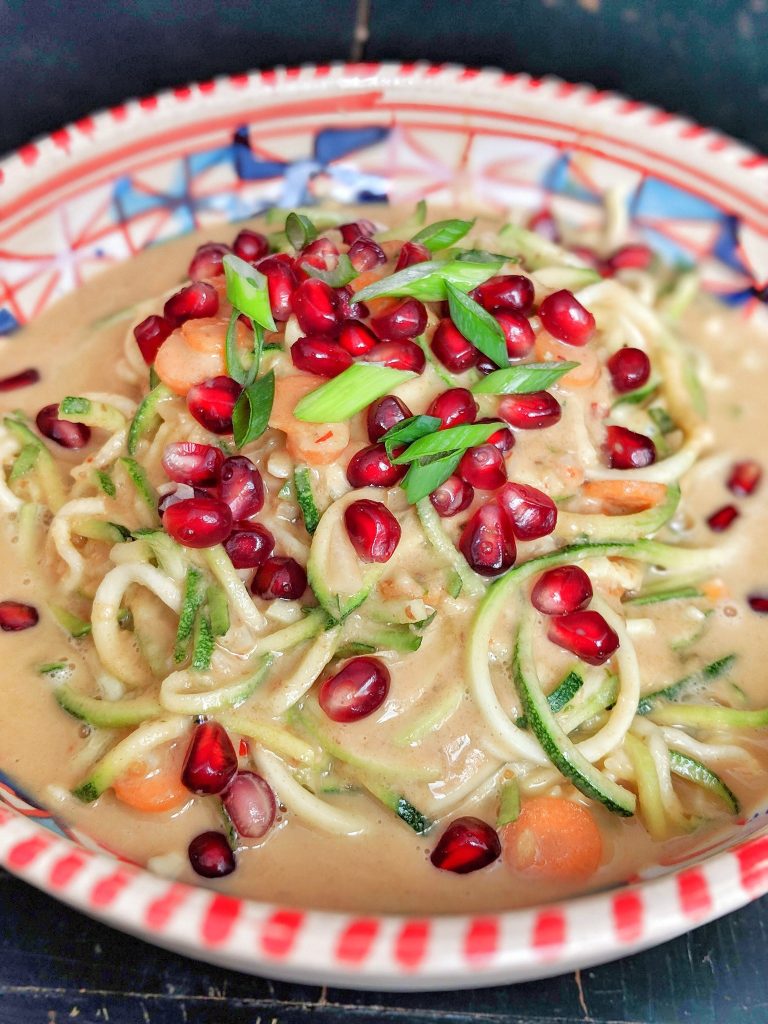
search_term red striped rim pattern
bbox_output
[1,63,768,988]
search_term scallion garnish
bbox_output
[223,254,276,332]
[445,282,509,369]
[293,363,416,423]
[471,361,580,395]
[301,254,358,288]
[380,415,441,458]
[392,421,506,464]
[354,257,504,304]
[232,371,275,449]
[285,211,317,250]
[402,451,463,504]
[412,218,474,251]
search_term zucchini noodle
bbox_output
[267,627,341,714]
[49,497,108,590]
[0,429,23,511]
[159,654,272,715]
[203,545,266,633]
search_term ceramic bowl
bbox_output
[1,63,767,991]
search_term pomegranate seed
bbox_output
[335,286,368,321]
[477,418,515,453]
[188,831,236,878]
[36,404,91,449]
[499,391,561,430]
[476,354,499,376]
[157,483,207,517]
[608,244,653,273]
[0,600,39,631]
[182,721,238,795]
[218,455,264,520]
[747,593,768,614]
[163,497,233,548]
[339,318,378,356]
[348,237,386,271]
[727,459,762,497]
[603,426,656,469]
[291,336,353,378]
[187,241,230,280]
[346,443,406,488]
[371,299,428,340]
[430,816,501,874]
[528,209,559,240]
[318,657,390,723]
[292,278,340,336]
[473,274,535,315]
[538,290,595,346]
[233,229,269,263]
[252,556,307,600]
[366,395,412,443]
[607,347,651,393]
[707,504,739,532]
[133,315,174,364]
[224,523,275,569]
[459,501,516,576]
[531,565,593,616]
[0,368,40,392]
[547,610,619,665]
[300,237,339,273]
[257,255,298,321]
[339,219,376,245]
[495,311,536,360]
[427,388,478,430]
[223,772,276,839]
[344,499,401,563]
[498,482,557,541]
[162,442,223,486]
[395,241,431,271]
[364,340,426,374]
[163,281,219,326]
[431,319,479,373]
[430,475,474,517]
[458,444,507,490]
[187,376,242,434]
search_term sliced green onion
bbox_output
[392,421,505,464]
[381,414,441,458]
[225,308,248,386]
[223,253,276,332]
[232,370,275,449]
[293,363,415,422]
[301,254,358,288]
[472,361,580,395]
[445,282,509,369]
[354,257,503,304]
[285,211,317,250]
[412,217,474,251]
[402,451,462,504]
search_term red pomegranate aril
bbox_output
[529,209,559,240]
[187,376,242,434]
[727,459,762,497]
[182,721,238,795]
[252,556,307,601]
[364,340,425,374]
[347,237,387,271]
[339,219,376,245]
[133,315,174,364]
[218,455,264,520]
[427,388,478,430]
[430,475,474,517]
[344,499,401,563]
[371,298,428,340]
[473,274,535,315]
[222,772,276,839]
[608,244,653,273]
[335,285,368,321]
[538,289,595,346]
[495,311,537,360]
[300,236,339,273]
[477,418,515,453]
[188,831,236,878]
[707,504,740,532]
[224,523,275,569]
[604,425,656,469]
[431,319,479,373]
[458,444,507,490]
[395,240,431,271]
[547,610,619,665]
[163,497,233,548]
[366,394,412,443]
[339,318,378,356]
[0,600,39,632]
[748,593,768,614]
[346,443,406,487]
[187,241,230,280]
[607,347,651,393]
[291,336,353,378]
[162,442,223,487]
[157,483,207,517]
[257,255,298,321]
[292,278,340,336]
[35,404,91,449]
[318,657,390,723]
[498,482,557,541]
[499,391,561,430]
[430,816,501,874]
[163,281,219,326]
[233,228,269,263]
[531,565,593,616]
[459,501,516,576]
[0,367,40,392]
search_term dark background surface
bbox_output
[2,1,768,1021]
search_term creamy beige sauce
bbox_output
[2,216,768,914]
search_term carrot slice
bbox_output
[535,333,601,389]
[113,747,190,813]
[581,479,668,514]
[501,796,603,881]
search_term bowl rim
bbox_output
[1,60,768,990]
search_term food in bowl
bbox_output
[1,202,766,913]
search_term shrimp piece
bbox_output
[535,333,601,390]
[581,479,668,514]
[154,317,251,396]
[270,374,350,466]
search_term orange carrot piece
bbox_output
[501,796,603,881]
[113,749,190,813]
